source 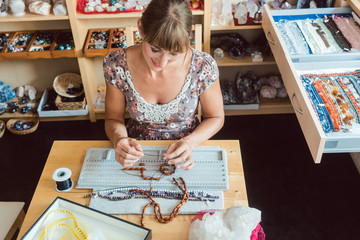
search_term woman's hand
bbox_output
[114,137,144,167]
[163,139,195,170]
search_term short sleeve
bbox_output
[196,52,219,95]
[103,49,128,91]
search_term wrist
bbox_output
[114,135,128,144]
[182,137,196,150]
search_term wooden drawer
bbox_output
[262,5,360,163]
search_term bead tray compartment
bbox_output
[110,27,127,52]
[20,197,152,240]
[83,28,112,57]
[271,8,360,62]
[2,31,35,59]
[27,31,58,59]
[0,32,14,61]
[132,28,142,45]
[51,30,76,58]
[77,146,229,191]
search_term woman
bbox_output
[103,0,224,170]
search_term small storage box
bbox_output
[27,30,57,59]
[84,28,112,57]
[110,27,127,51]
[3,31,35,59]
[20,197,152,240]
[0,32,14,60]
[51,30,76,58]
[37,89,88,117]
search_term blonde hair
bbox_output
[140,0,192,53]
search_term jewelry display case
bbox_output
[262,4,360,163]
[202,0,294,116]
[20,197,152,240]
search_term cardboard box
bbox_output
[20,197,152,240]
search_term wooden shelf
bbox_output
[212,49,276,66]
[211,24,262,31]
[76,9,204,20]
[94,98,293,117]
[0,13,69,22]
[225,97,293,116]
[347,0,360,17]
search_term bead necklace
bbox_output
[323,16,352,52]
[84,187,219,202]
[87,177,191,226]
[86,158,216,226]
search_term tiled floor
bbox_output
[1,114,359,239]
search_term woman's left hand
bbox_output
[163,139,195,170]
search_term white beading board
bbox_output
[76,146,229,190]
[89,189,224,215]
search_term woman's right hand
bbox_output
[114,137,144,167]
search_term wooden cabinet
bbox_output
[202,0,293,116]
[0,0,204,122]
[0,7,82,121]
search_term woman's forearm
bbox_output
[105,118,128,145]
[183,115,224,149]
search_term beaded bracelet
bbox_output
[313,79,341,132]
[323,16,352,52]
[302,71,360,132]
[317,78,354,131]
[301,76,334,133]
[276,20,310,55]
[85,187,219,202]
[131,177,189,226]
[335,77,360,123]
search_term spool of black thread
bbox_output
[52,168,74,192]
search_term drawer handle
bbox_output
[266,31,275,45]
[291,93,303,115]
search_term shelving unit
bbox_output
[0,0,292,123]
[202,0,293,116]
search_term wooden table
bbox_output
[17,140,248,240]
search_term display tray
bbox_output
[51,30,76,58]
[37,89,88,117]
[27,31,58,59]
[2,31,35,59]
[110,27,127,52]
[84,28,112,57]
[0,32,14,61]
[20,197,152,240]
[262,5,360,163]
[270,7,360,63]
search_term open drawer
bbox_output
[262,5,360,163]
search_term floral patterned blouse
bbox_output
[103,47,219,140]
